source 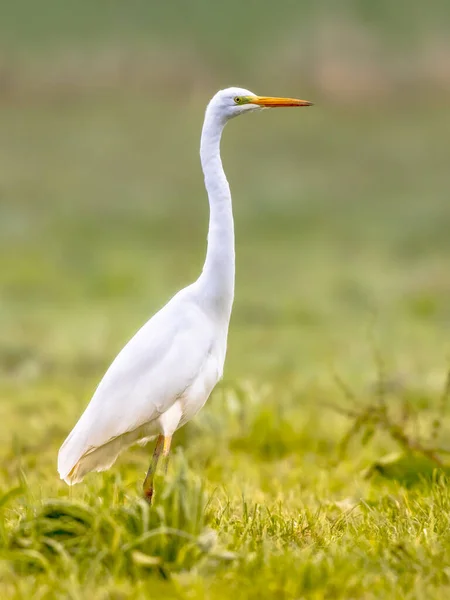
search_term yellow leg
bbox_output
[143,434,164,504]
[161,435,172,475]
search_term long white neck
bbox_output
[197,107,235,321]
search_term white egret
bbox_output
[58,87,312,502]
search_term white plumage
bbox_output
[58,287,225,484]
[57,87,312,498]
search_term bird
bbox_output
[57,87,312,503]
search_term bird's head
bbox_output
[207,87,313,122]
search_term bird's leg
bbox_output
[160,435,172,475]
[143,434,164,504]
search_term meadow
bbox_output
[1,1,450,598]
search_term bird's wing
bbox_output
[59,291,215,468]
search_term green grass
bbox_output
[1,15,450,589]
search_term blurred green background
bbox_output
[1,1,450,597]
[1,0,449,385]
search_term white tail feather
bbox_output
[58,424,157,485]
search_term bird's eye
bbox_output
[234,96,241,104]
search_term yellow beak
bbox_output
[249,96,313,107]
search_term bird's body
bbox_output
[58,284,228,484]
[58,87,312,499]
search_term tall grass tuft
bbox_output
[1,453,232,583]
